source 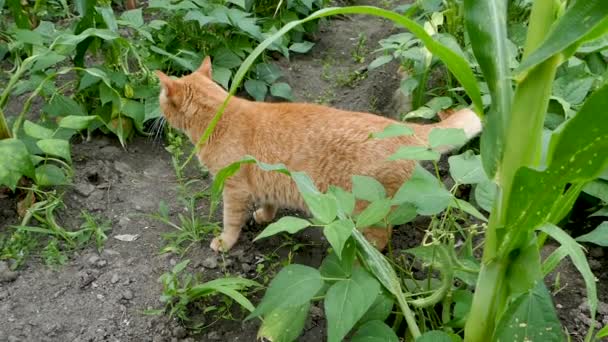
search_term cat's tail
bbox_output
[432,108,483,153]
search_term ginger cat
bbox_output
[156,57,482,252]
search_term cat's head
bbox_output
[155,56,222,132]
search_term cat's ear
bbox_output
[156,70,176,97]
[197,56,212,78]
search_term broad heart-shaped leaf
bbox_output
[289,41,315,53]
[428,128,467,149]
[357,291,394,325]
[36,139,71,163]
[453,198,487,222]
[119,8,144,27]
[320,241,356,279]
[356,198,391,228]
[368,55,393,70]
[502,84,608,252]
[303,192,337,224]
[35,164,68,187]
[59,115,98,130]
[270,82,293,101]
[255,63,282,84]
[464,0,512,179]
[0,138,35,191]
[369,123,414,139]
[244,79,267,101]
[474,180,497,213]
[583,179,608,203]
[352,175,386,202]
[24,120,54,139]
[575,222,608,247]
[254,216,311,241]
[538,224,598,321]
[393,164,452,215]
[351,320,398,342]
[328,185,355,217]
[324,219,354,258]
[257,302,310,342]
[387,203,417,226]
[493,282,564,341]
[325,267,381,342]
[212,66,232,90]
[448,151,487,185]
[516,0,608,75]
[247,264,323,320]
[389,146,440,161]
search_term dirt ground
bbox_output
[1,1,607,341]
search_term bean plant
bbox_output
[199,0,608,341]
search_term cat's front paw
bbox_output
[210,234,238,252]
[253,208,271,224]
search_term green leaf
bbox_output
[320,242,356,279]
[119,8,144,27]
[227,0,246,9]
[289,41,315,53]
[31,52,66,73]
[13,29,43,45]
[389,146,440,161]
[35,164,68,187]
[150,46,196,71]
[474,180,496,213]
[575,221,608,247]
[416,330,453,342]
[357,292,394,325]
[351,320,398,342]
[597,324,608,339]
[121,99,145,132]
[54,28,119,47]
[214,47,243,69]
[329,186,356,216]
[583,180,608,203]
[254,216,311,241]
[464,0,512,179]
[257,303,310,342]
[352,175,386,202]
[303,192,337,224]
[24,120,54,139]
[368,55,393,70]
[324,219,354,258]
[244,79,267,101]
[516,0,608,74]
[387,203,417,226]
[36,139,71,163]
[590,207,608,217]
[43,95,86,117]
[325,268,381,342]
[59,115,98,130]
[369,123,414,139]
[426,96,453,112]
[393,164,452,215]
[356,198,391,228]
[0,138,35,191]
[538,224,597,321]
[247,264,323,319]
[96,5,118,32]
[212,66,232,89]
[270,82,294,101]
[452,289,473,325]
[493,282,565,341]
[255,63,282,84]
[448,151,487,185]
[403,106,436,120]
[428,128,467,149]
[453,198,487,222]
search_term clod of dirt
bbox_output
[78,270,99,288]
[118,216,132,228]
[201,256,218,269]
[87,255,107,268]
[0,261,18,283]
[590,247,604,258]
[172,326,187,339]
[110,273,120,284]
[74,182,96,197]
[114,161,134,175]
[206,331,221,340]
[122,289,134,300]
[241,263,252,273]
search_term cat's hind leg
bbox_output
[210,187,252,252]
[253,204,278,225]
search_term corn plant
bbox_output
[178,1,608,341]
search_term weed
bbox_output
[351,33,368,64]
[335,69,367,88]
[42,238,67,268]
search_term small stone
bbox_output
[556,303,563,309]
[111,274,120,284]
[8,336,19,342]
[118,216,131,229]
[0,261,19,283]
[172,326,187,339]
[74,182,96,197]
[241,263,251,273]
[96,259,107,267]
[206,331,221,340]
[122,289,134,300]
[202,257,218,269]
[310,305,324,319]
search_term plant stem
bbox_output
[0,107,11,139]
